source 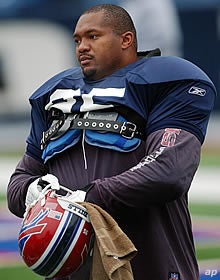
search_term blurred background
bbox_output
[0,0,219,279]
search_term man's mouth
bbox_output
[79,55,93,66]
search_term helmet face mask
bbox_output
[18,188,94,278]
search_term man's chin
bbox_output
[82,68,97,80]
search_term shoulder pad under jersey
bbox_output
[29,67,83,100]
[127,56,216,89]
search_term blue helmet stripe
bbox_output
[31,211,72,274]
[33,211,81,277]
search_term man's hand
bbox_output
[66,190,87,202]
[65,184,94,203]
[25,174,60,206]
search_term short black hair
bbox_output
[82,4,137,50]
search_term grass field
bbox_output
[189,203,220,262]
[0,266,42,280]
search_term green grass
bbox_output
[196,246,220,260]
[189,203,220,217]
[200,150,220,167]
[189,203,220,262]
[0,266,43,280]
[0,194,6,202]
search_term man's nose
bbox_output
[78,38,90,52]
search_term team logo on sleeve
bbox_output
[161,128,181,147]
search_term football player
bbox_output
[7,4,216,280]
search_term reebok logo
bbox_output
[188,86,206,96]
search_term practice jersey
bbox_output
[26,55,216,163]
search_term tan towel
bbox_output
[79,202,137,280]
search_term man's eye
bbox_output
[90,35,98,39]
[74,38,80,45]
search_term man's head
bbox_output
[73,4,137,81]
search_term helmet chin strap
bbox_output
[23,185,51,219]
[23,183,86,221]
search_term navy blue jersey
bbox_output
[27,56,216,162]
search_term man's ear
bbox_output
[121,31,134,50]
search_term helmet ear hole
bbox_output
[18,190,94,278]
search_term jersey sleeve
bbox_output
[26,96,49,162]
[7,154,48,217]
[85,129,201,213]
[125,56,216,145]
[146,79,216,144]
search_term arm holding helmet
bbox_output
[7,153,91,218]
[7,154,47,218]
[25,174,91,208]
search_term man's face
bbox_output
[73,11,124,81]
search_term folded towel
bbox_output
[80,202,137,280]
